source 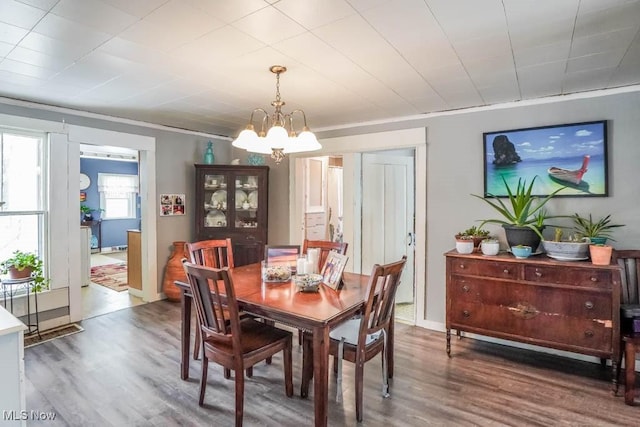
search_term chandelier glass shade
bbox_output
[232,65,321,164]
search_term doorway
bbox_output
[79,144,144,319]
[294,150,416,324]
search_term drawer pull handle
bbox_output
[459,264,465,269]
[591,277,598,282]
[584,330,594,338]
[509,303,539,319]
[585,301,594,309]
[503,269,509,274]
[462,285,470,292]
[535,271,542,277]
[462,310,470,318]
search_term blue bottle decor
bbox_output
[204,141,214,164]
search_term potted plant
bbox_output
[541,227,591,261]
[0,250,49,291]
[572,213,624,245]
[480,238,500,256]
[472,176,566,250]
[589,243,613,265]
[455,225,490,250]
[81,204,103,221]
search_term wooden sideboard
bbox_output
[445,250,622,391]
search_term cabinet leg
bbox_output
[446,329,451,357]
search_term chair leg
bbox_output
[284,337,293,397]
[193,327,201,360]
[625,340,636,405]
[355,362,364,422]
[235,367,245,427]
[199,357,208,406]
[224,368,231,379]
[616,339,625,396]
[246,367,253,378]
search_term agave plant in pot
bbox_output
[472,176,566,251]
[572,213,624,245]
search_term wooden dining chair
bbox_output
[302,239,348,273]
[613,250,640,405]
[301,256,407,422]
[187,239,235,362]
[183,261,293,426]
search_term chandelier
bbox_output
[232,65,321,164]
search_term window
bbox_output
[0,129,48,267]
[98,173,139,219]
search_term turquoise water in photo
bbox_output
[485,154,606,196]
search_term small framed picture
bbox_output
[160,194,185,216]
[320,251,349,291]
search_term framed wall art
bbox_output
[160,194,185,216]
[483,120,608,197]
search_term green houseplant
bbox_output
[0,250,49,291]
[572,213,624,244]
[472,176,566,249]
[455,225,490,251]
[81,204,103,221]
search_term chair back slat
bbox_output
[613,250,640,305]
[187,238,234,268]
[360,256,407,341]
[182,262,239,347]
[302,239,348,272]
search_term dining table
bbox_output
[176,262,394,427]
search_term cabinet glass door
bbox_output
[234,174,259,229]
[204,173,228,228]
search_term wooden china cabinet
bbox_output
[194,165,269,266]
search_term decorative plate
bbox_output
[248,191,258,209]
[205,210,226,227]
[235,190,247,208]
[210,190,226,205]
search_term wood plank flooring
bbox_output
[24,301,639,426]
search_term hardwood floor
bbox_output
[25,301,639,426]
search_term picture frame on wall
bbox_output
[483,120,608,197]
[160,194,185,216]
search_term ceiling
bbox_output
[1,0,639,139]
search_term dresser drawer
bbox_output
[449,278,612,319]
[449,258,521,280]
[524,265,612,288]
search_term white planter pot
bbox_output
[455,240,474,254]
[481,240,500,256]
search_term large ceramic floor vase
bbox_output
[163,241,188,302]
[502,224,543,252]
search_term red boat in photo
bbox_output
[548,155,590,185]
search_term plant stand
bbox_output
[1,277,41,338]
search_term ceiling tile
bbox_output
[143,0,224,36]
[570,27,638,58]
[99,0,170,18]
[31,12,111,45]
[513,41,571,68]
[562,67,617,93]
[0,0,47,29]
[274,0,356,29]
[50,0,139,35]
[183,0,267,23]
[566,49,626,73]
[0,21,29,44]
[97,37,172,67]
[18,31,95,59]
[508,18,576,50]
[0,41,13,57]
[574,1,640,39]
[6,45,75,71]
[0,57,57,79]
[16,0,59,11]
[232,5,308,45]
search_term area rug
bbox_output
[24,324,84,348]
[91,263,128,292]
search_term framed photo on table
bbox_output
[320,251,348,291]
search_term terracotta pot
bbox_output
[8,267,32,280]
[163,241,188,302]
[590,244,613,266]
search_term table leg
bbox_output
[313,325,329,427]
[181,289,191,380]
[625,340,636,405]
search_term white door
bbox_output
[361,152,415,304]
